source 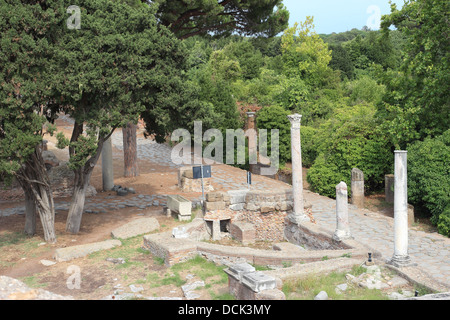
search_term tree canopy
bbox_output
[149,0,289,39]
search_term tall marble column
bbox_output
[102,137,114,191]
[389,150,413,267]
[287,114,308,223]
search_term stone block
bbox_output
[230,222,256,245]
[242,272,277,293]
[111,218,160,239]
[228,190,248,205]
[226,263,256,281]
[255,289,286,300]
[172,227,189,239]
[205,201,226,211]
[229,203,245,211]
[54,240,122,262]
[167,195,192,217]
[206,192,224,202]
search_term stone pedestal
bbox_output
[287,114,308,224]
[333,182,352,241]
[102,137,114,191]
[389,151,414,268]
[225,263,285,300]
[351,168,364,208]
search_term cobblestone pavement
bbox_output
[2,128,449,291]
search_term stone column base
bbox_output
[287,213,309,225]
[387,255,417,268]
[332,230,353,242]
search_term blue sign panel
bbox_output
[193,165,212,179]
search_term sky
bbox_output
[282,0,405,34]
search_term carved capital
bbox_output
[287,114,302,129]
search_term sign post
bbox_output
[193,165,212,214]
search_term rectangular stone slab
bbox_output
[226,263,256,281]
[54,239,122,262]
[111,217,160,239]
[242,272,277,293]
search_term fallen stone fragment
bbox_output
[106,257,125,264]
[111,217,160,240]
[54,239,122,262]
[314,291,328,300]
[40,259,56,266]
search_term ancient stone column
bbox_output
[333,181,352,241]
[246,112,257,174]
[389,151,413,267]
[385,174,395,204]
[351,168,364,208]
[102,137,114,191]
[287,114,308,223]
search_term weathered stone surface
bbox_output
[206,192,224,202]
[167,195,192,216]
[0,276,73,300]
[54,239,122,262]
[242,272,277,293]
[228,190,248,205]
[111,218,160,239]
[314,291,328,300]
[40,259,56,266]
[205,201,226,211]
[351,168,364,208]
[230,221,255,245]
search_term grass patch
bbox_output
[282,268,388,300]
[21,276,47,289]
[0,232,32,248]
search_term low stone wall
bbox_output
[143,219,369,267]
[204,189,312,242]
[284,219,351,251]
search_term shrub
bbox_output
[407,130,450,236]
[306,104,392,198]
[300,126,319,168]
[256,105,291,166]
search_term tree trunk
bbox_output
[122,122,139,177]
[65,170,91,234]
[17,148,56,243]
[24,189,36,236]
[65,120,106,234]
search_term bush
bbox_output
[437,205,450,237]
[256,105,291,166]
[408,130,450,236]
[300,126,319,168]
[306,104,392,198]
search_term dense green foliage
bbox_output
[180,2,448,235]
[1,0,448,236]
[407,130,450,236]
[152,0,289,39]
[378,0,450,148]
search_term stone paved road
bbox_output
[2,129,449,291]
